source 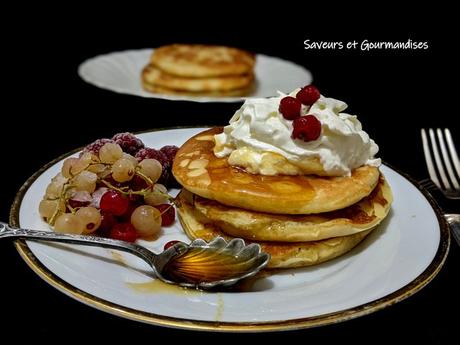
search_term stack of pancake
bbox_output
[172,128,393,269]
[142,44,255,96]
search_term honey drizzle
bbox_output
[189,129,317,201]
[163,247,257,284]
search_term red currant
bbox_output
[98,211,116,235]
[296,85,320,106]
[279,96,302,120]
[292,115,322,142]
[103,174,123,188]
[155,204,176,226]
[100,190,129,216]
[130,175,148,191]
[110,223,138,243]
[164,240,181,250]
[119,202,140,222]
[67,199,89,209]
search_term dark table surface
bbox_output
[1,15,458,344]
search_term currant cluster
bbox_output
[39,133,179,243]
[278,85,322,142]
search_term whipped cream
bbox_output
[214,90,381,176]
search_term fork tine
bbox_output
[421,128,441,189]
[444,128,460,178]
[437,129,460,190]
[429,128,452,190]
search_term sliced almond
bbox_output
[189,159,209,169]
[187,168,207,177]
[197,174,211,186]
[185,150,201,157]
[179,159,190,168]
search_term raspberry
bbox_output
[135,148,170,185]
[292,115,322,142]
[158,169,170,187]
[112,132,145,155]
[135,148,169,167]
[296,85,320,106]
[160,145,180,187]
[82,138,114,156]
[160,145,179,167]
[279,96,302,120]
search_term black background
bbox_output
[1,10,458,343]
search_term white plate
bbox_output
[78,49,312,103]
[12,128,449,332]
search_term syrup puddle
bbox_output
[215,294,224,321]
[111,251,127,266]
[126,279,205,296]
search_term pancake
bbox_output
[150,44,255,77]
[142,81,254,97]
[176,192,373,269]
[142,65,254,93]
[172,127,381,214]
[191,175,392,242]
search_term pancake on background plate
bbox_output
[172,85,392,268]
[142,44,255,96]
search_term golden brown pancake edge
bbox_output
[176,193,375,269]
[172,127,381,214]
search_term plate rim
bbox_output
[77,48,313,103]
[9,126,450,332]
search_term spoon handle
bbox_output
[0,221,157,264]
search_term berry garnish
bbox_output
[279,96,302,120]
[296,85,320,106]
[112,132,145,156]
[161,145,180,187]
[130,175,149,191]
[109,223,138,243]
[100,190,129,216]
[67,199,90,209]
[164,240,180,250]
[98,211,116,236]
[135,148,168,166]
[135,148,170,185]
[43,131,180,243]
[160,145,179,167]
[119,201,141,222]
[156,204,176,226]
[82,138,114,156]
[292,115,322,142]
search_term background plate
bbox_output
[78,49,312,103]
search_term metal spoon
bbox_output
[0,222,270,289]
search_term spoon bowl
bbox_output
[0,222,270,289]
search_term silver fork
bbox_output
[421,128,460,246]
[421,128,460,199]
